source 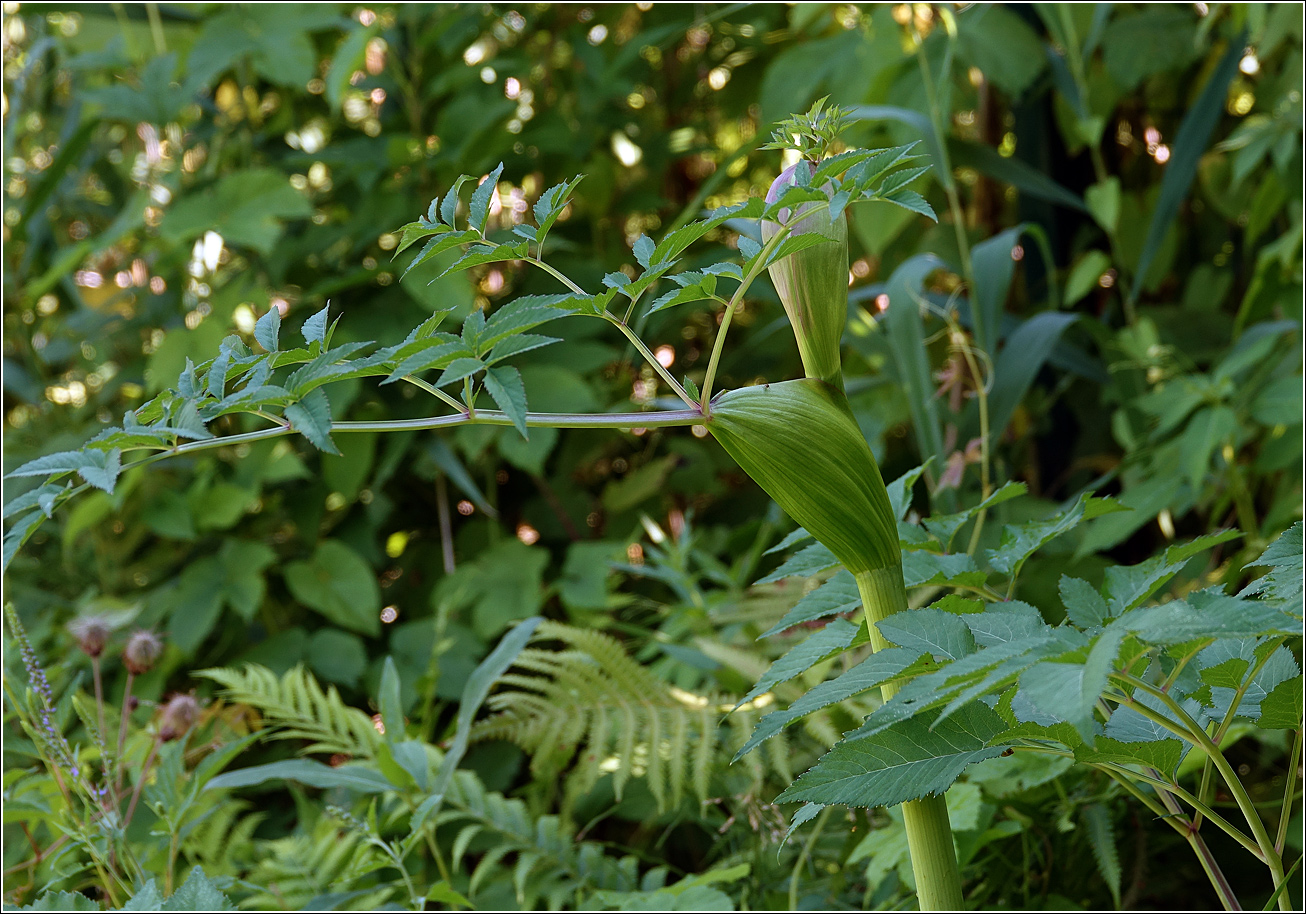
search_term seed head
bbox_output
[158,694,200,741]
[123,630,163,675]
[68,616,113,658]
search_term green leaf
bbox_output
[301,305,330,347]
[482,365,528,439]
[6,449,101,480]
[984,312,1079,444]
[75,447,122,493]
[962,602,1051,647]
[882,255,949,471]
[206,758,392,793]
[415,616,542,831]
[776,702,1008,809]
[756,542,839,585]
[285,388,341,455]
[161,168,311,254]
[1081,804,1122,908]
[1114,591,1300,644]
[1065,251,1112,305]
[739,619,859,706]
[901,550,985,588]
[949,138,1088,214]
[1061,576,1110,628]
[325,23,377,111]
[164,867,236,911]
[954,3,1047,96]
[923,481,1028,548]
[877,608,976,661]
[1241,522,1303,603]
[434,357,485,389]
[284,540,380,635]
[760,569,860,638]
[378,656,404,743]
[7,890,100,911]
[886,463,929,520]
[1257,677,1304,729]
[1127,32,1243,304]
[1075,735,1185,775]
[987,493,1122,576]
[468,162,504,233]
[478,294,579,351]
[737,647,924,759]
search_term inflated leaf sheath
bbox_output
[708,379,898,574]
[763,163,849,389]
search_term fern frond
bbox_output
[242,817,392,911]
[196,664,379,758]
[437,768,641,909]
[471,621,769,811]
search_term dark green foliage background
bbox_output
[3,3,1301,910]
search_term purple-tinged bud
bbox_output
[762,163,849,389]
[123,630,163,676]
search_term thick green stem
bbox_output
[855,566,965,911]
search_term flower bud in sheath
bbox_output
[763,164,849,389]
[707,379,898,574]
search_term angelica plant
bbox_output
[4,99,1301,912]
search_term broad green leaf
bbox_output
[1114,591,1300,644]
[776,702,1008,809]
[483,365,528,439]
[6,449,102,480]
[479,294,579,351]
[1257,677,1304,729]
[254,306,282,352]
[1060,575,1109,628]
[75,447,122,493]
[882,255,949,472]
[485,333,559,365]
[434,357,485,388]
[1208,646,1300,720]
[164,867,236,911]
[901,550,985,588]
[8,890,100,911]
[962,602,1050,647]
[1104,690,1205,753]
[984,312,1079,444]
[877,608,976,661]
[1074,735,1185,776]
[284,539,380,635]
